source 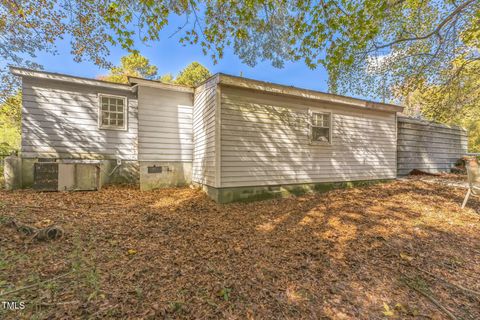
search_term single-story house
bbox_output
[5,67,415,202]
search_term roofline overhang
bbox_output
[10,67,134,92]
[216,73,404,113]
[10,66,404,113]
[398,115,467,133]
[127,77,194,93]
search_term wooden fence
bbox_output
[397,116,468,176]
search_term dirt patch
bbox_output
[0,179,479,319]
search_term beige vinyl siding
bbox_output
[220,86,397,188]
[137,86,193,161]
[397,117,467,175]
[192,77,218,186]
[21,78,138,160]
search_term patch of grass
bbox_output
[0,163,4,188]
[217,287,232,301]
[402,276,430,294]
[168,301,184,313]
[0,214,9,224]
[134,286,143,300]
[69,235,102,303]
[0,256,9,271]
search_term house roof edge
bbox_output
[216,73,404,113]
[10,66,133,92]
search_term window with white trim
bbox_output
[99,94,127,130]
[310,111,331,144]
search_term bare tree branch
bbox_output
[370,0,476,52]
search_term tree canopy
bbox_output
[98,53,158,83]
[163,62,211,86]
[2,1,478,99]
[0,91,21,155]
[99,54,211,86]
[400,58,480,151]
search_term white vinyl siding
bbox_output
[397,117,467,175]
[192,77,218,186]
[137,86,193,161]
[21,78,138,160]
[219,86,397,188]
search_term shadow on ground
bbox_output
[0,178,479,319]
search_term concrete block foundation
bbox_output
[139,161,192,191]
[5,156,389,204]
[99,160,139,186]
[199,179,391,203]
[3,156,23,190]
[4,157,139,190]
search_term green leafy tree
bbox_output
[173,62,211,86]
[158,73,174,84]
[159,62,211,86]
[2,0,478,104]
[1,0,113,102]
[0,91,21,155]
[100,0,480,101]
[99,55,210,86]
[99,53,158,83]
[400,59,480,152]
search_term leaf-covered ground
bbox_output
[0,177,479,319]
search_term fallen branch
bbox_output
[402,278,458,320]
[89,303,120,318]
[416,266,480,298]
[39,300,80,307]
[0,272,73,298]
[7,204,81,214]
[5,218,64,241]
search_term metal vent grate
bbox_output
[148,166,162,174]
[33,162,59,191]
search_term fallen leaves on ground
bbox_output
[0,177,479,319]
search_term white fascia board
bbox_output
[10,67,133,92]
[128,77,194,94]
[218,73,404,113]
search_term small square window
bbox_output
[310,111,331,144]
[99,95,127,130]
[312,127,330,142]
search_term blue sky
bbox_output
[33,15,331,94]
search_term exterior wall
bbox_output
[4,156,138,190]
[219,86,397,188]
[397,117,467,175]
[18,158,138,189]
[3,156,22,190]
[13,72,413,199]
[99,160,139,185]
[137,85,194,190]
[202,179,390,203]
[137,86,193,161]
[21,77,138,160]
[139,162,192,191]
[192,76,218,186]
